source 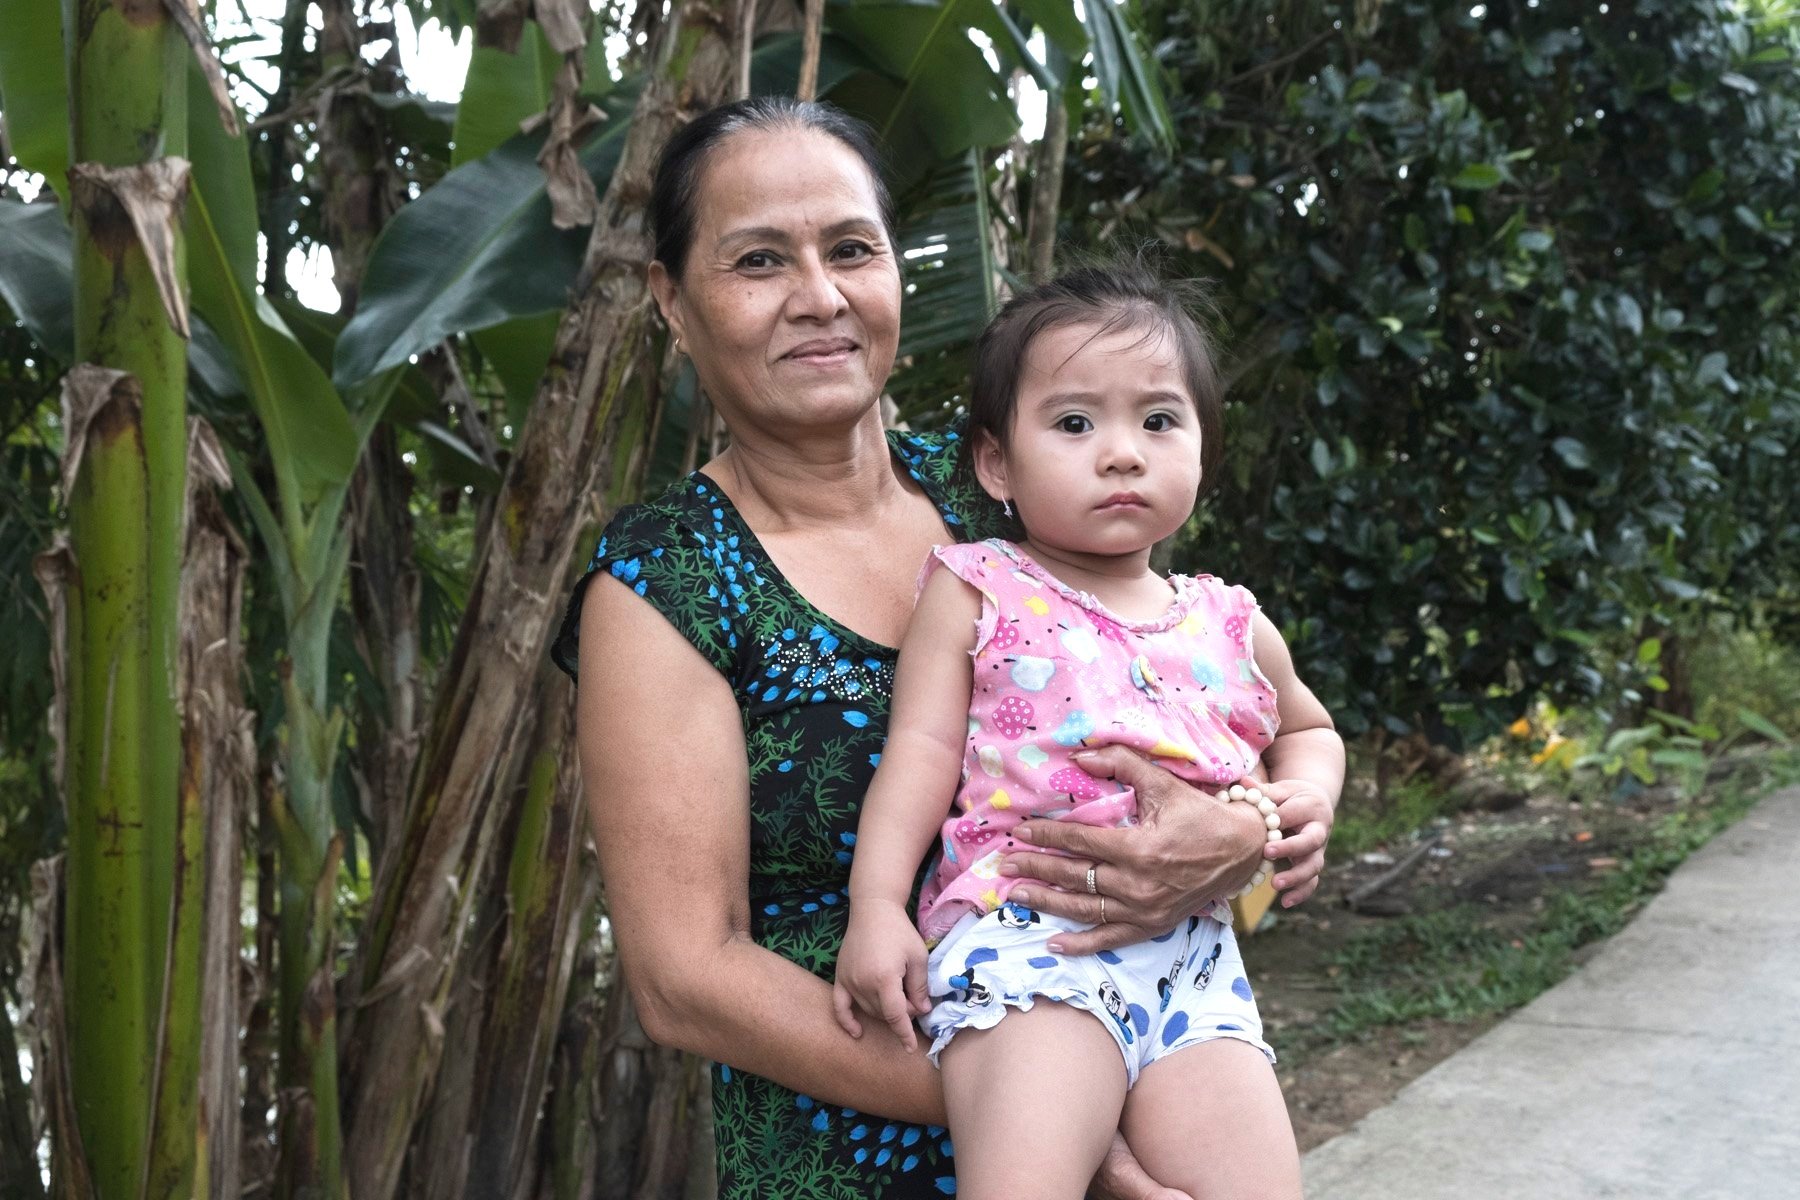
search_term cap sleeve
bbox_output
[550,499,734,681]
[917,540,1006,656]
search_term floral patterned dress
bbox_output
[552,427,1005,1198]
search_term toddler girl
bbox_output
[832,261,1343,1200]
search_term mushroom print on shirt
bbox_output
[914,539,1281,944]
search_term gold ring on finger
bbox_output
[1099,895,1108,924]
[1085,865,1098,895]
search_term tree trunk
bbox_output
[337,4,739,1195]
[347,423,422,861]
[1024,90,1068,283]
[177,419,255,1200]
[59,0,194,1185]
[241,764,281,1195]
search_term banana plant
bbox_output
[337,0,1175,416]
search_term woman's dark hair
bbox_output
[967,250,1225,496]
[650,96,897,280]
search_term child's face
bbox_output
[975,319,1203,563]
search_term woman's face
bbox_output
[649,127,902,439]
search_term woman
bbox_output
[552,97,1333,1198]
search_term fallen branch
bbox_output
[1344,834,1441,911]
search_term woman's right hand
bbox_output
[1089,1132,1195,1200]
[832,899,931,1051]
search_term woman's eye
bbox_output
[738,250,778,270]
[1056,415,1092,434]
[833,240,874,261]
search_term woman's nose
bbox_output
[787,253,847,320]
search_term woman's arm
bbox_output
[1248,611,1344,907]
[833,568,981,1047]
[577,574,946,1124]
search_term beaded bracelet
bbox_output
[1221,783,1282,899]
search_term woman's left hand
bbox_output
[1087,1131,1194,1200]
[998,745,1268,956]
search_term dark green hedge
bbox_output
[1061,0,1799,741]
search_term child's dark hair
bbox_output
[966,251,1224,494]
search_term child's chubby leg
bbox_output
[939,1000,1127,1200]
[1119,1039,1301,1200]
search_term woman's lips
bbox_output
[783,338,857,364]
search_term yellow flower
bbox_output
[1508,717,1532,739]
[1530,733,1568,765]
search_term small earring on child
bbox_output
[1002,497,1013,518]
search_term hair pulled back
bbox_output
[968,249,1226,492]
[649,96,896,281]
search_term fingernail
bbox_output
[1070,750,1094,761]
[1047,942,1066,954]
[999,862,1019,876]
[1011,889,1033,905]
[1013,825,1033,842]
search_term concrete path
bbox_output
[1301,785,1800,1200]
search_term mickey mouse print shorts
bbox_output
[922,902,1275,1086]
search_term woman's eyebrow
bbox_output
[717,217,883,249]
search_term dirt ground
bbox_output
[1246,781,1689,1150]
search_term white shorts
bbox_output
[923,901,1274,1086]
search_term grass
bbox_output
[1328,777,1461,861]
[1290,749,1800,1054]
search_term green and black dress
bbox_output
[552,427,1005,1198]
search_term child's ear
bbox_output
[971,430,1009,505]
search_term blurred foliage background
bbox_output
[1,0,1796,1195]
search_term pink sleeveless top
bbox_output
[914,539,1280,942]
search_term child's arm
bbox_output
[1250,611,1345,907]
[832,566,982,1051]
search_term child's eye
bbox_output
[1144,412,1178,432]
[1056,415,1092,434]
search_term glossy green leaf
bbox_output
[1078,0,1175,151]
[0,199,75,358]
[453,21,561,168]
[0,0,69,198]
[1551,437,1591,469]
[0,197,244,400]
[1013,0,1086,59]
[828,0,1020,163]
[186,63,358,503]
[474,315,561,424]
[1736,708,1792,744]
[334,91,636,388]
[1450,163,1503,189]
[370,92,457,164]
[889,148,998,421]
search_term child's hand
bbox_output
[1258,779,1334,908]
[832,899,932,1051]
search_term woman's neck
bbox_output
[704,410,905,531]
